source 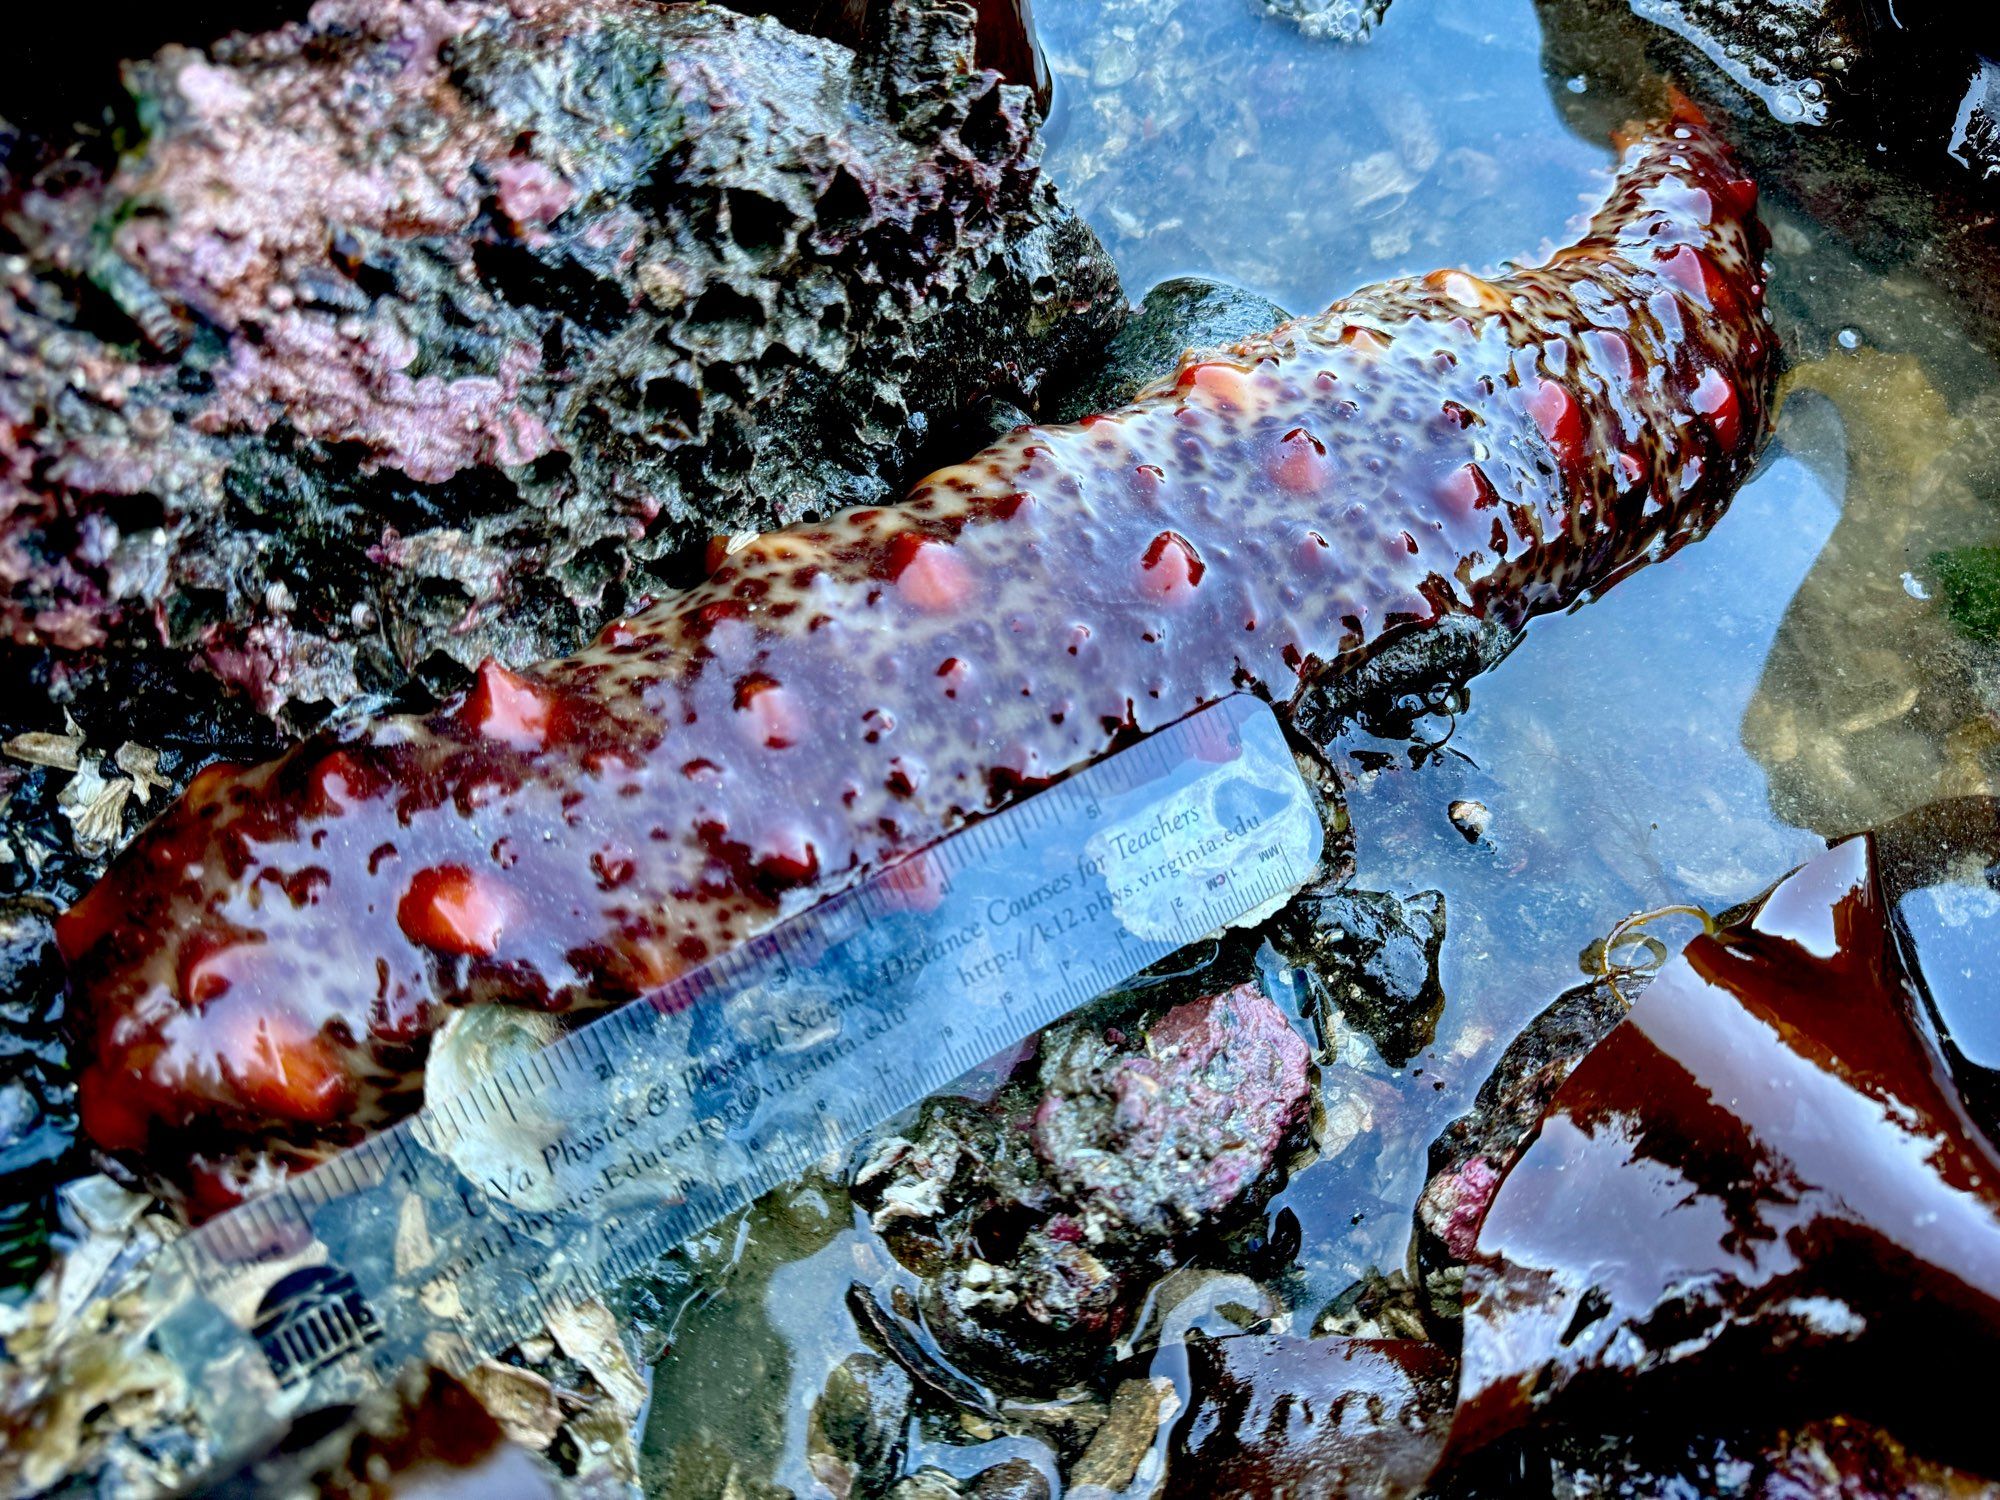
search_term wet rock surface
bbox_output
[1259,0,1395,43]
[0,0,1120,725]
[854,981,1313,1390]
[1276,886,1446,1065]
[807,1352,914,1496]
[1046,276,1291,423]
[0,899,71,1285]
[1412,973,1631,1333]
[1951,58,2000,182]
[1624,0,1869,124]
[1611,0,2000,168]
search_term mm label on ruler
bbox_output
[144,695,1324,1458]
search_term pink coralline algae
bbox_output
[1032,983,1313,1238]
[58,108,1776,1211]
[0,0,1121,712]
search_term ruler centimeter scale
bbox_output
[142,694,1324,1462]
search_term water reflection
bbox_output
[1038,0,1613,312]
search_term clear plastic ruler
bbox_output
[142,694,1324,1460]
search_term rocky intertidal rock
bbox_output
[1626,0,1870,125]
[1275,886,1446,1065]
[1259,0,1394,44]
[0,898,72,1282]
[1583,0,2000,188]
[0,0,1120,720]
[1047,277,1294,425]
[855,982,1313,1387]
[1411,972,1631,1334]
[1030,982,1314,1240]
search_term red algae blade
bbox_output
[1454,833,2000,1470]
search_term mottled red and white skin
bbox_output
[58,110,1776,1212]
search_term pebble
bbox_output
[1448,799,1491,843]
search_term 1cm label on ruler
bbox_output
[143,694,1325,1463]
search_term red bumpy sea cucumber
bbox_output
[58,110,1776,1213]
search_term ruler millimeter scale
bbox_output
[146,695,1324,1459]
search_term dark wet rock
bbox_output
[1162,1334,1453,1499]
[1290,613,1517,751]
[1067,1376,1171,1495]
[1626,0,1868,124]
[887,1472,962,1500]
[1276,888,1446,1065]
[807,1351,914,1497]
[845,1278,1004,1426]
[0,653,288,899]
[0,0,1121,726]
[943,1226,1126,1347]
[1031,983,1313,1239]
[1259,0,1393,42]
[890,1464,1056,1500]
[1313,1268,1428,1343]
[963,1456,1052,1500]
[854,981,1313,1390]
[758,0,1051,111]
[1613,0,1998,140]
[1048,277,1292,422]
[1412,975,1631,1336]
[1566,0,2000,197]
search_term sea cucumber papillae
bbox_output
[59,108,1776,1212]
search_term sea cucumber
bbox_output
[57,109,1776,1211]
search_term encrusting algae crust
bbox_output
[58,108,1775,1214]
